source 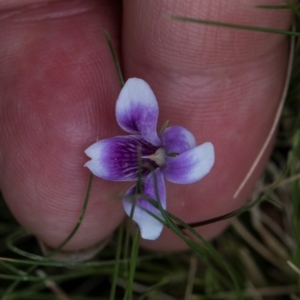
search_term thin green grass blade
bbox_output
[104,30,124,87]
[109,224,124,300]
[137,278,170,300]
[49,173,94,256]
[171,15,300,37]
[159,120,169,135]
[124,228,140,300]
[0,260,25,276]
[255,4,295,9]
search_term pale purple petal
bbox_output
[84,135,158,181]
[163,142,214,184]
[116,78,161,146]
[161,125,196,155]
[123,169,166,240]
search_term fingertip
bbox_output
[0,0,125,251]
[122,0,292,250]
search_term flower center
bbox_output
[142,147,166,167]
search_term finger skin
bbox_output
[0,0,293,253]
[0,0,127,250]
[122,0,293,250]
[0,0,57,10]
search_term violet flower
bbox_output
[84,78,215,240]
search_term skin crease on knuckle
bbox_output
[0,0,294,253]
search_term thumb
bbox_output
[122,0,293,250]
[0,0,125,255]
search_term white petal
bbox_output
[164,142,215,184]
[116,78,161,146]
[123,169,166,240]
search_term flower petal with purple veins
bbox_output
[84,135,158,181]
[123,169,166,240]
[84,77,215,241]
[161,125,196,155]
[116,78,161,146]
[163,142,215,184]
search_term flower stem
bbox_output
[104,30,125,87]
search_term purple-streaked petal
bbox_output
[84,135,158,181]
[163,142,214,184]
[123,169,166,240]
[161,125,196,155]
[116,78,161,146]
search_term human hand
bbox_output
[0,0,293,257]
